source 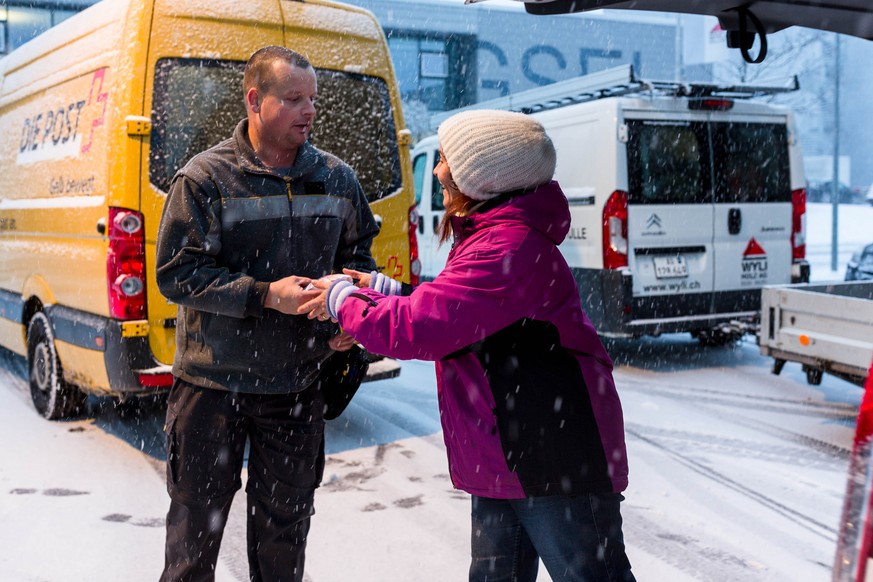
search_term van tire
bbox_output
[693,328,743,347]
[27,312,86,420]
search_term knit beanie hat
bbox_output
[437,109,557,201]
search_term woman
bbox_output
[313,110,635,582]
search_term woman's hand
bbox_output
[342,268,372,288]
[298,288,331,321]
[302,274,355,321]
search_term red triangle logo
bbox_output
[743,237,766,258]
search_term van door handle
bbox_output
[418,219,424,235]
[728,208,741,235]
[433,215,439,231]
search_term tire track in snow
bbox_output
[620,378,855,460]
[625,425,838,542]
[620,377,858,421]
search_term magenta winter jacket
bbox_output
[336,181,629,499]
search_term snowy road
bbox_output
[0,334,861,581]
[0,202,867,581]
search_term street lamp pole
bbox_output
[831,33,841,273]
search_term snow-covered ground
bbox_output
[805,202,871,282]
[0,202,869,581]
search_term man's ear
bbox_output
[246,87,260,113]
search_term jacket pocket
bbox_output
[292,216,343,274]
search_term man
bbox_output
[155,46,378,581]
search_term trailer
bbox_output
[759,281,873,386]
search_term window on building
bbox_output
[53,10,78,26]
[0,4,87,54]
[6,7,52,52]
[0,4,7,53]
[386,32,476,113]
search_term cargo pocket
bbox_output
[165,410,244,505]
[246,419,325,507]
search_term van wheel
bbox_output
[693,328,743,347]
[27,312,86,420]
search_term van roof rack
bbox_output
[430,64,799,128]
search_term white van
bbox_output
[413,65,809,344]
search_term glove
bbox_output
[326,280,357,321]
[369,271,402,296]
[326,272,403,320]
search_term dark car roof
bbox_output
[517,0,873,40]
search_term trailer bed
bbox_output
[759,281,873,386]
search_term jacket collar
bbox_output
[232,119,320,179]
[449,187,535,240]
[449,181,570,246]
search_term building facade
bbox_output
[5,0,870,192]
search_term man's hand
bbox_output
[328,331,357,352]
[265,276,321,315]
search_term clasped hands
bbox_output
[264,269,372,351]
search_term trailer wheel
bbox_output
[27,312,86,420]
[772,358,786,376]
[803,365,824,386]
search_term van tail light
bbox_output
[791,188,806,260]
[688,98,734,111]
[602,190,629,269]
[107,207,147,320]
[408,204,421,287]
[137,373,174,388]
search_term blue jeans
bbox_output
[470,493,635,582]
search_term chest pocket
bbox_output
[221,195,291,271]
[290,190,349,276]
[291,214,343,276]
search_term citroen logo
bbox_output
[646,214,662,229]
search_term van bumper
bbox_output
[572,268,761,338]
[47,305,172,395]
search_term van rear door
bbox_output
[710,120,793,313]
[625,118,716,320]
[141,1,286,366]
[625,114,793,325]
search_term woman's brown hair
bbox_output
[438,191,479,244]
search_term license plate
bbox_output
[653,255,688,279]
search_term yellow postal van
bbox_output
[0,0,418,419]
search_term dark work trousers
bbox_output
[160,378,325,582]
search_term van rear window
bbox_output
[627,121,707,205]
[627,119,791,205]
[149,58,402,203]
[711,122,790,203]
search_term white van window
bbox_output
[628,121,706,205]
[412,149,444,211]
[712,123,790,203]
[149,58,402,202]
[628,120,790,205]
[412,153,427,206]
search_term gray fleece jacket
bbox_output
[155,119,378,394]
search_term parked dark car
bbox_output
[806,181,866,204]
[845,243,873,281]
